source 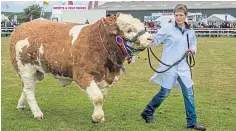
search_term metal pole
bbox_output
[161,1,164,13]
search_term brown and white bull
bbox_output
[9,13,152,123]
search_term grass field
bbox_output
[1,36,236,131]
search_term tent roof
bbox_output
[207,14,236,21]
[1,14,10,21]
[32,17,48,21]
[155,15,174,21]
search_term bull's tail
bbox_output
[9,31,18,73]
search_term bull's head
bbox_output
[115,13,152,54]
[103,13,153,56]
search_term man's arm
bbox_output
[189,31,197,54]
[150,25,168,47]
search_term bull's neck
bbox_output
[96,21,126,67]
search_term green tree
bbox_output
[23,4,41,22]
[17,13,26,24]
[8,14,14,21]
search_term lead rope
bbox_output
[186,34,195,97]
[97,20,124,68]
[186,34,193,78]
[147,48,195,73]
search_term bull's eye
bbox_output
[127,29,132,33]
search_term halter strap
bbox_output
[124,30,146,43]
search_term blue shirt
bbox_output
[149,22,197,89]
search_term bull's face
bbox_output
[116,13,153,54]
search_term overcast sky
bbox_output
[1,1,107,12]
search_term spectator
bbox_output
[85,20,89,24]
[144,21,147,26]
[149,20,154,28]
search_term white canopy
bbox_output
[32,17,48,21]
[1,14,10,22]
[155,15,175,22]
[207,14,236,22]
[155,15,175,27]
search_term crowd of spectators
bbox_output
[190,21,236,28]
[1,21,19,36]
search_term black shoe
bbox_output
[141,112,155,123]
[187,123,206,131]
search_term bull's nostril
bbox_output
[147,38,152,41]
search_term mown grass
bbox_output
[1,36,236,131]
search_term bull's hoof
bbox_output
[16,105,26,111]
[35,116,44,120]
[101,117,105,123]
[91,115,105,123]
[17,108,25,111]
[34,112,44,120]
[91,109,105,123]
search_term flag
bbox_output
[68,1,73,5]
[43,1,49,6]
[94,1,98,8]
[88,1,93,10]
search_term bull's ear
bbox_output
[102,18,118,35]
[108,24,118,35]
[105,23,118,35]
[102,18,112,28]
[102,17,110,25]
[116,12,120,18]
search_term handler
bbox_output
[141,4,206,131]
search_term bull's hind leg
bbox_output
[86,80,105,123]
[17,82,26,110]
[19,65,43,120]
[17,92,25,109]
[17,71,44,110]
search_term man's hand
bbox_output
[187,48,195,56]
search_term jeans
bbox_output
[143,76,197,126]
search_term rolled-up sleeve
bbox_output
[152,25,168,46]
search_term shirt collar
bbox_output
[175,21,190,29]
[175,21,190,34]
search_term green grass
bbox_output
[1,36,236,131]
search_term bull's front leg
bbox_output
[86,80,105,123]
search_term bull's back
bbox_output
[9,21,81,76]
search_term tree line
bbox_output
[3,4,50,24]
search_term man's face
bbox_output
[175,10,186,25]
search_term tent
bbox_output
[201,18,208,25]
[206,14,236,25]
[155,15,175,27]
[1,14,10,22]
[32,17,48,21]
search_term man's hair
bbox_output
[174,4,188,16]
